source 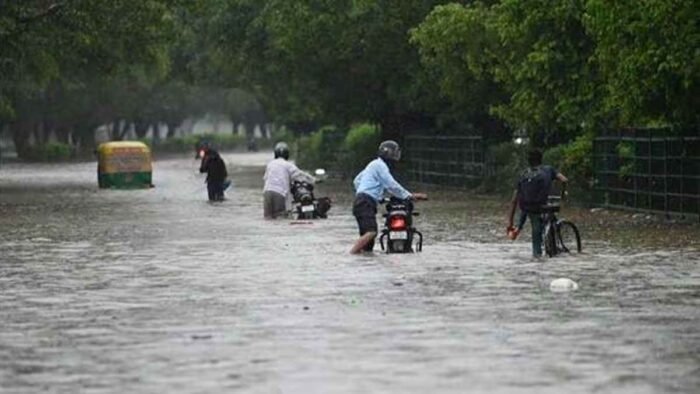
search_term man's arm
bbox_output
[555,171,568,197]
[288,162,316,184]
[508,190,518,227]
[377,161,412,200]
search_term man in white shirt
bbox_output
[263,142,316,219]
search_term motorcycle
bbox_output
[291,180,331,220]
[378,197,423,253]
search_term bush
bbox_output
[296,125,346,170]
[293,123,381,177]
[543,133,594,203]
[480,141,527,194]
[24,143,75,162]
[143,133,246,153]
[336,123,380,178]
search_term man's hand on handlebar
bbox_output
[411,193,428,201]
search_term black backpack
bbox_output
[517,166,552,211]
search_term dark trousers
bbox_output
[263,191,287,218]
[207,181,225,201]
[353,193,378,252]
[527,212,544,257]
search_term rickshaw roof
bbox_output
[97,141,151,154]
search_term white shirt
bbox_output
[263,158,315,197]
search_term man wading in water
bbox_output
[350,140,427,254]
[507,149,568,259]
[263,142,316,219]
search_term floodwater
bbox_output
[1,153,699,394]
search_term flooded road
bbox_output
[1,153,699,393]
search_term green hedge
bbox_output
[295,125,345,170]
[543,133,594,203]
[23,143,75,162]
[336,123,380,178]
[295,123,380,177]
[141,133,246,153]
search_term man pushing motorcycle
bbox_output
[350,140,427,254]
[263,142,316,219]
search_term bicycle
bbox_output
[541,194,582,257]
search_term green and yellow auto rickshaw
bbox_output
[96,141,153,189]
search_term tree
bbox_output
[1,0,176,156]
[585,0,700,127]
[204,0,451,136]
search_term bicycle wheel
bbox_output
[556,220,581,253]
[543,222,557,257]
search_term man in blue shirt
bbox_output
[350,140,427,254]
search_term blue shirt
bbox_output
[353,158,412,201]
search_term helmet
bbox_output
[274,142,290,160]
[378,140,401,161]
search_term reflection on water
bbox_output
[1,154,699,393]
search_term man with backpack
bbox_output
[508,149,568,258]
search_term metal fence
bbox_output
[403,135,485,187]
[593,128,700,220]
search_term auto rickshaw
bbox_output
[96,141,153,189]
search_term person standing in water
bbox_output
[199,146,228,202]
[350,140,427,254]
[263,142,315,219]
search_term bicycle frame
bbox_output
[540,195,581,257]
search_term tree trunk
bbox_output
[118,121,130,140]
[73,123,98,154]
[33,122,46,145]
[166,122,177,139]
[243,122,255,138]
[151,122,161,144]
[55,124,71,144]
[10,121,33,159]
[133,120,149,139]
[109,119,121,140]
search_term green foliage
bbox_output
[293,123,380,177]
[585,0,700,126]
[543,133,594,195]
[616,141,635,178]
[23,143,75,162]
[480,141,527,194]
[141,133,246,153]
[296,126,345,170]
[410,3,503,124]
[1,1,174,121]
[4,0,699,173]
[412,0,699,137]
[337,123,381,177]
[206,0,449,131]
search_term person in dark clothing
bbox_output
[507,149,568,258]
[199,148,228,201]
